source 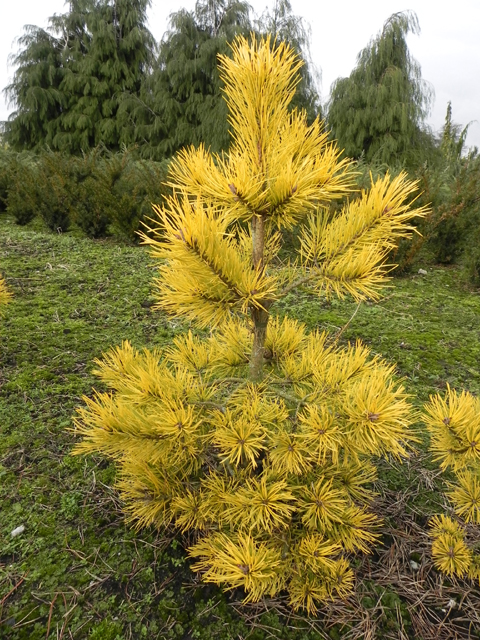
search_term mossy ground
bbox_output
[1,214,480,639]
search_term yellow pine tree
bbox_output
[74,35,432,613]
[423,386,480,583]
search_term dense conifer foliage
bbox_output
[392,102,480,282]
[327,11,433,166]
[73,36,441,613]
[3,0,155,153]
[2,25,65,150]
[58,0,156,151]
[4,0,155,153]
[2,0,320,158]
[1,146,170,238]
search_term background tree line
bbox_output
[0,1,462,167]
[1,0,320,159]
[1,1,479,283]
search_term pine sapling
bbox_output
[74,35,434,613]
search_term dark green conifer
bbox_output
[440,101,471,166]
[57,0,156,152]
[327,11,433,166]
[129,0,251,160]
[2,0,155,153]
[2,25,65,150]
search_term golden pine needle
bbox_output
[448,471,480,524]
[431,533,472,577]
[0,276,13,311]
[224,474,297,533]
[423,385,480,471]
[189,532,282,601]
[212,409,267,468]
[268,429,313,475]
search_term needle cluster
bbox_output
[74,329,412,612]
[424,387,480,582]
[74,35,433,613]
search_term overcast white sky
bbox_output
[1,0,479,148]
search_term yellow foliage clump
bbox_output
[74,327,415,612]
[0,276,12,312]
[424,388,480,581]
[73,35,442,614]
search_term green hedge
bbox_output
[2,146,479,285]
[351,153,480,286]
[1,147,171,240]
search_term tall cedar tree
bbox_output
[2,25,65,150]
[3,0,155,153]
[128,0,251,160]
[58,0,155,152]
[126,0,321,160]
[73,36,474,613]
[327,11,433,166]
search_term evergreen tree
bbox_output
[74,36,439,613]
[2,0,155,153]
[327,11,433,165]
[128,0,251,160]
[57,0,156,152]
[2,25,65,150]
[440,101,471,167]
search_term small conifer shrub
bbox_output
[74,36,432,613]
[423,386,480,582]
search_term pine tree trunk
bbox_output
[249,214,268,382]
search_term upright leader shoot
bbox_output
[74,36,434,613]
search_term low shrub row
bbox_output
[0,147,171,241]
[353,150,480,286]
[412,152,480,286]
[1,144,479,284]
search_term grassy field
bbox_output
[1,213,480,640]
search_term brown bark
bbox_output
[251,214,266,270]
[249,214,269,382]
[249,307,269,382]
